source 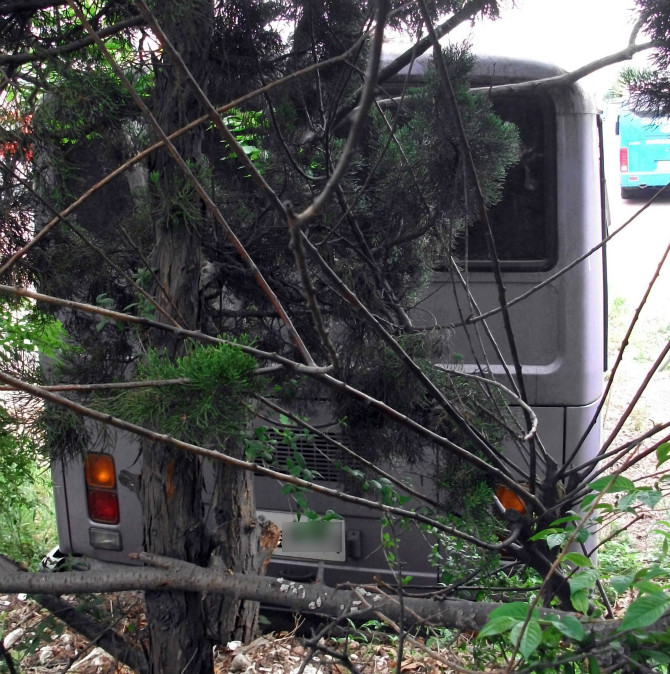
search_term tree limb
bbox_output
[0,15,145,67]
[0,552,601,635]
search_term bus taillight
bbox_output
[620,147,629,172]
[85,453,120,524]
[85,453,116,489]
[87,489,120,524]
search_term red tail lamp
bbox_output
[496,485,527,515]
[87,489,120,524]
[619,147,629,173]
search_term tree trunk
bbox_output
[141,2,214,672]
[204,452,263,643]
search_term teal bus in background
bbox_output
[617,107,670,199]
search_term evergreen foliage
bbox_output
[101,340,261,445]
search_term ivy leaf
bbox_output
[620,593,670,631]
[543,614,585,641]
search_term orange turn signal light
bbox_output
[85,453,116,489]
[496,485,527,515]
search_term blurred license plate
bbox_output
[657,160,670,171]
[257,510,345,562]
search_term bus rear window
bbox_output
[455,92,557,271]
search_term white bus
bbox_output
[48,54,607,586]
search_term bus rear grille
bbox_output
[263,431,350,483]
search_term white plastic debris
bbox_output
[3,627,24,650]
[71,647,111,671]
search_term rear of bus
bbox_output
[48,55,607,586]
[618,107,670,198]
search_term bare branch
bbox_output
[471,41,662,97]
[295,0,389,225]
[0,552,593,634]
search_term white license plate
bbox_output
[257,510,345,562]
[656,160,670,171]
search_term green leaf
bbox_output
[477,616,520,638]
[637,488,664,509]
[617,492,637,511]
[571,589,589,614]
[543,614,585,641]
[610,573,635,594]
[656,442,670,468]
[570,569,598,592]
[549,515,581,526]
[510,619,542,659]
[564,552,592,568]
[620,593,670,631]
[488,602,538,621]
[635,580,664,595]
[546,532,566,549]
[638,649,670,665]
[540,624,561,648]
[478,602,539,640]
[588,475,635,494]
[574,528,589,543]
[529,528,556,542]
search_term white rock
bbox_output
[230,652,252,672]
[3,628,24,650]
[38,646,54,665]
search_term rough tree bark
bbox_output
[203,456,264,643]
[140,2,214,672]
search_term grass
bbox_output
[0,463,57,570]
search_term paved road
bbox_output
[602,111,670,319]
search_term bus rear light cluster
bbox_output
[85,453,120,524]
[495,485,527,515]
[619,148,629,172]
